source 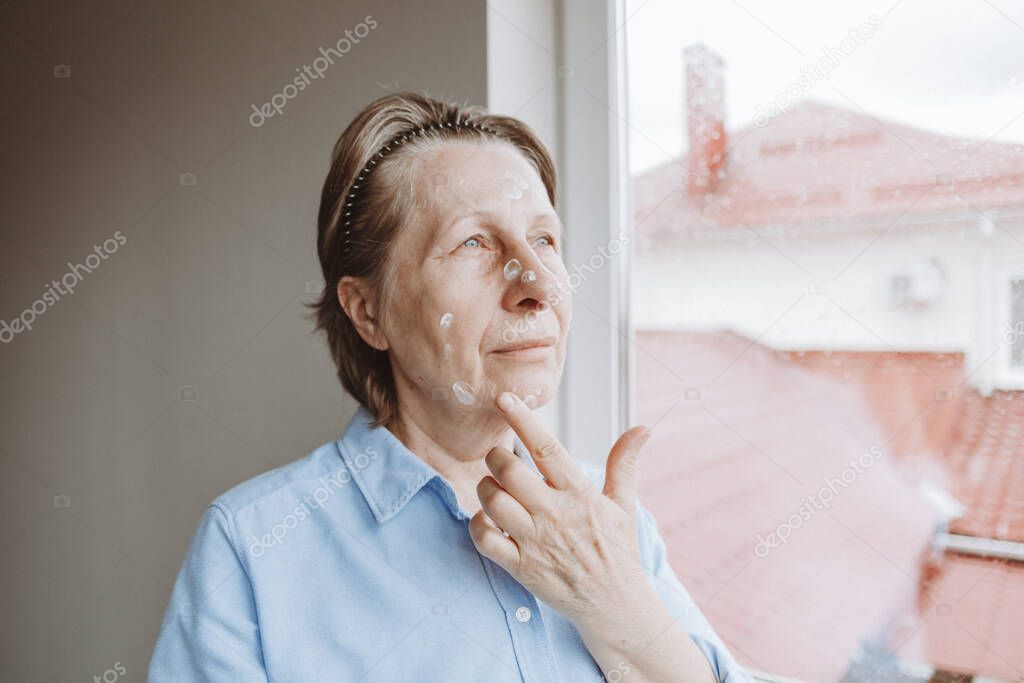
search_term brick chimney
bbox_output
[683,44,727,196]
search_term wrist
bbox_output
[574,582,670,657]
[575,586,718,683]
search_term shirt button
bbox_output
[514,606,532,623]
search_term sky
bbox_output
[625,0,1024,172]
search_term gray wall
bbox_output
[0,1,488,680]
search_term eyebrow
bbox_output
[444,209,563,234]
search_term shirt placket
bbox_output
[479,556,563,683]
[426,477,565,682]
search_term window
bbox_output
[1011,278,1024,368]
[997,269,1024,386]
[624,0,1024,680]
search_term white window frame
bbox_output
[995,264,1024,389]
[487,0,632,462]
[556,0,633,462]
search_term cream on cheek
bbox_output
[390,301,477,404]
[435,307,474,404]
[433,281,500,407]
[438,312,454,361]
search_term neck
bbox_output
[387,391,515,516]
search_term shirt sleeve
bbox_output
[636,503,754,683]
[148,502,270,682]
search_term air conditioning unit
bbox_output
[889,258,946,308]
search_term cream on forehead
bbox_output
[417,141,537,194]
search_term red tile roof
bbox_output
[632,101,1024,244]
[784,350,1024,678]
[635,330,1024,680]
[895,554,1024,680]
[635,329,941,681]
[784,350,1024,544]
[941,390,1024,543]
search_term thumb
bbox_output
[603,425,652,513]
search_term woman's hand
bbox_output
[468,392,717,683]
[468,391,651,626]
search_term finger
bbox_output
[476,476,535,538]
[468,509,520,572]
[495,392,588,491]
[603,426,651,513]
[484,446,552,512]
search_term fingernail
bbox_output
[497,392,517,412]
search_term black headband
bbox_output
[341,119,504,265]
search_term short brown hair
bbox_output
[307,92,557,428]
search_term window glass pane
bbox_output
[626,1,1024,680]
[1011,278,1024,367]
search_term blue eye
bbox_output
[535,234,555,248]
[462,236,482,248]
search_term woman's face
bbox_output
[379,141,571,414]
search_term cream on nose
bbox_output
[503,258,522,280]
[502,246,557,292]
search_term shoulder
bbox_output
[210,439,346,519]
[163,438,364,595]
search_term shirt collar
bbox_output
[335,405,533,524]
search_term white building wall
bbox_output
[632,217,1023,356]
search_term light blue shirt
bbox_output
[149,406,751,682]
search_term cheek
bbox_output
[539,259,570,308]
[557,283,572,313]
[389,275,453,360]
[553,294,572,337]
[439,304,491,351]
[540,247,567,272]
[459,255,506,285]
[430,290,493,358]
[439,266,505,319]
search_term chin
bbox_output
[487,360,560,407]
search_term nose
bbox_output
[500,243,559,314]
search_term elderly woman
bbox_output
[148,93,750,682]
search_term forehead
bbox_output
[413,141,548,211]
[384,142,558,275]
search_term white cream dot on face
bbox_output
[502,184,523,200]
[481,380,497,399]
[500,171,529,199]
[439,312,453,328]
[503,258,522,280]
[521,270,536,284]
[452,381,476,405]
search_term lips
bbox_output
[492,336,556,353]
